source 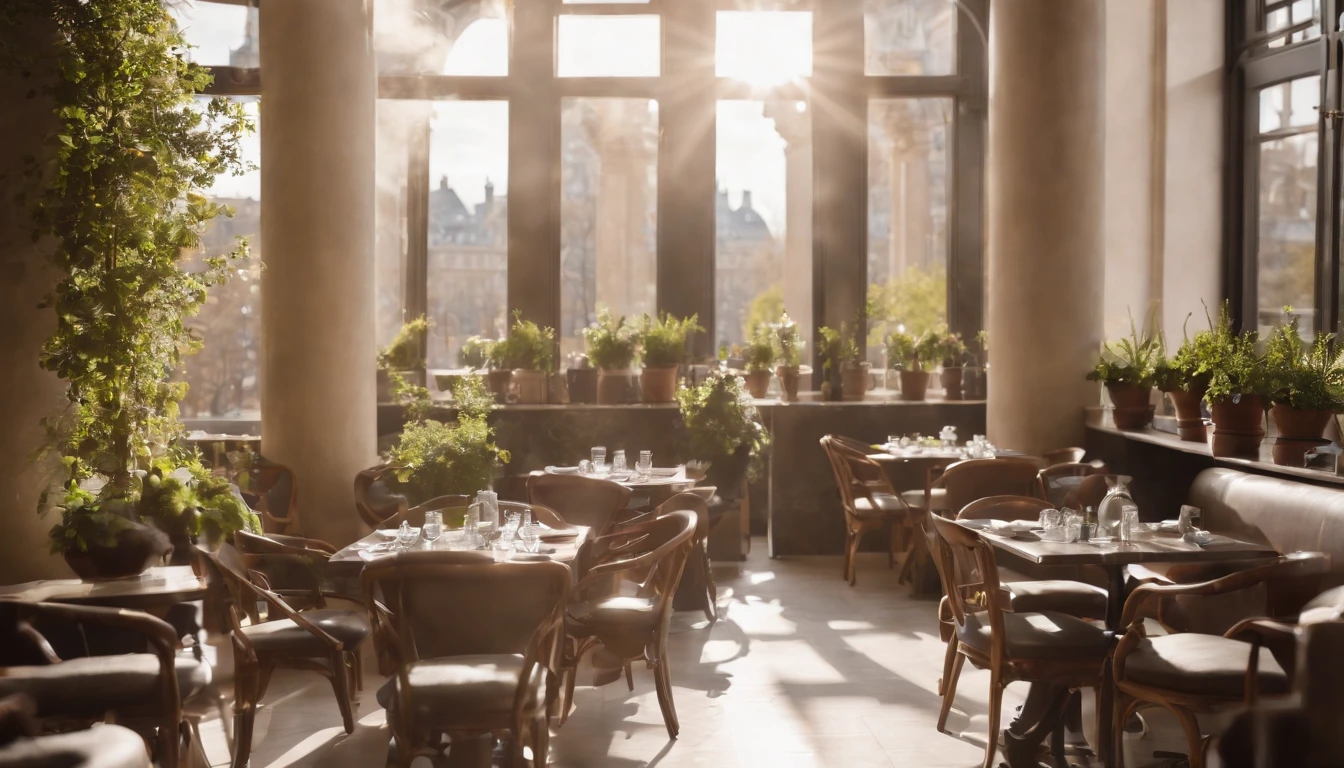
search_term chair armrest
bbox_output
[266,534,337,555]
[515,600,567,719]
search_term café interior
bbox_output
[2,0,1344,767]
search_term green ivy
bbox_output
[385,376,510,503]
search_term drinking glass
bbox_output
[591,446,607,472]
[887,436,901,450]
[520,517,541,553]
[422,510,443,546]
[395,520,418,549]
[612,450,627,473]
[1039,508,1061,530]
[463,504,482,549]
[476,490,499,537]
[637,450,653,479]
[501,511,521,546]
[1179,504,1202,533]
[1121,507,1141,542]
[578,460,593,475]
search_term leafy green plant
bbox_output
[1086,313,1163,387]
[816,324,860,377]
[676,370,771,479]
[742,325,776,372]
[932,325,967,366]
[1160,312,1211,393]
[975,330,989,366]
[1197,302,1270,403]
[583,307,639,370]
[7,0,253,552]
[884,329,940,371]
[771,313,805,368]
[385,376,510,503]
[459,336,494,369]
[493,312,556,372]
[379,316,429,371]
[1264,311,1344,412]
[639,312,702,368]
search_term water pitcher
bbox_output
[1096,475,1137,541]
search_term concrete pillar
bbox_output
[0,17,72,582]
[260,0,377,546]
[771,103,814,366]
[986,0,1105,456]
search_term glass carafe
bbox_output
[1096,475,1137,542]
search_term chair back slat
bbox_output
[935,457,1042,513]
[929,516,1005,640]
[527,473,632,535]
[957,495,1052,522]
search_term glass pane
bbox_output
[171,1,258,68]
[864,0,956,76]
[560,98,659,359]
[715,100,812,367]
[181,98,261,421]
[1259,75,1320,132]
[1266,0,1320,48]
[565,0,649,3]
[716,12,813,86]
[557,16,660,77]
[428,102,509,369]
[376,2,509,76]
[1257,130,1319,336]
[376,101,417,352]
[867,98,952,367]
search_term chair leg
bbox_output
[353,647,365,692]
[847,530,863,586]
[888,519,897,569]
[937,649,964,734]
[1096,665,1114,768]
[937,634,957,697]
[1169,704,1205,768]
[532,712,551,766]
[1112,695,1140,768]
[842,530,855,582]
[652,653,679,739]
[231,704,257,768]
[624,663,634,692]
[982,668,1003,768]
[158,721,181,768]
[329,652,356,734]
[702,547,718,624]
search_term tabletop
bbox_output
[0,566,207,608]
[545,466,695,492]
[957,519,1279,566]
[328,525,591,580]
[868,448,1027,463]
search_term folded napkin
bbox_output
[545,466,579,475]
[989,519,1037,533]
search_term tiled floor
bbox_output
[186,541,1183,767]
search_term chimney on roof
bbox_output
[439,175,449,191]
[741,190,753,210]
[485,178,495,207]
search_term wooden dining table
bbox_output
[959,520,1280,768]
[328,525,591,581]
[0,566,207,610]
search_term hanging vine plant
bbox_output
[6,0,259,555]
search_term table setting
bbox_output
[869,428,1008,461]
[545,446,694,490]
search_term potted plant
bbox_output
[1200,303,1271,458]
[378,316,429,403]
[583,307,640,404]
[638,312,702,403]
[741,325,776,398]
[459,336,494,370]
[1155,315,1213,442]
[1264,311,1344,465]
[385,377,510,502]
[494,312,556,405]
[676,370,771,503]
[885,330,939,401]
[961,330,989,400]
[817,324,866,401]
[1086,316,1162,430]
[771,313,806,402]
[14,0,259,576]
[933,326,969,400]
[566,353,599,404]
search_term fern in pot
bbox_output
[1155,314,1215,442]
[638,312,702,403]
[11,0,259,576]
[771,313,806,402]
[1264,311,1344,461]
[378,316,429,403]
[676,370,771,503]
[741,325,776,398]
[494,312,556,404]
[1086,316,1162,430]
[817,324,863,401]
[583,307,640,404]
[932,326,968,400]
[885,330,940,401]
[1199,303,1271,458]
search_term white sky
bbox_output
[173,2,812,233]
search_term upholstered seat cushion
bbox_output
[0,654,211,718]
[0,724,151,768]
[1122,633,1289,698]
[240,609,371,654]
[957,611,1113,661]
[1002,580,1109,620]
[852,493,906,519]
[376,654,544,722]
[567,596,656,632]
[900,488,949,511]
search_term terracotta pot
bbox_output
[513,369,548,404]
[1271,437,1331,467]
[1208,395,1266,458]
[744,369,772,399]
[640,365,680,403]
[941,367,964,401]
[1271,404,1335,441]
[63,521,172,579]
[775,365,801,402]
[1166,387,1208,442]
[567,368,597,404]
[1106,383,1155,430]
[597,369,634,404]
[899,370,930,401]
[841,363,871,402]
[486,369,514,404]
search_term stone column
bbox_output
[260,0,377,546]
[986,0,1105,456]
[769,102,814,365]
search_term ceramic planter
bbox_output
[63,521,172,579]
[1208,395,1266,459]
[513,369,548,404]
[899,369,930,401]
[486,369,514,404]
[1271,404,1335,441]
[775,365,801,402]
[597,369,635,404]
[841,362,872,401]
[744,369,772,399]
[1271,437,1331,467]
[640,365,680,403]
[941,366,964,401]
[1166,387,1208,442]
[1106,383,1155,430]
[567,368,597,404]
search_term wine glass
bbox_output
[422,510,443,546]
[637,450,653,479]
[612,450,627,473]
[591,446,607,473]
[520,521,541,554]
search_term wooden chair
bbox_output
[560,510,697,737]
[196,544,371,768]
[526,472,633,536]
[1043,447,1087,466]
[238,460,298,535]
[1111,551,1330,768]
[927,457,1045,514]
[820,435,911,586]
[0,602,210,768]
[928,516,1115,768]
[362,551,570,767]
[1038,461,1110,507]
[354,464,475,529]
[233,530,339,617]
